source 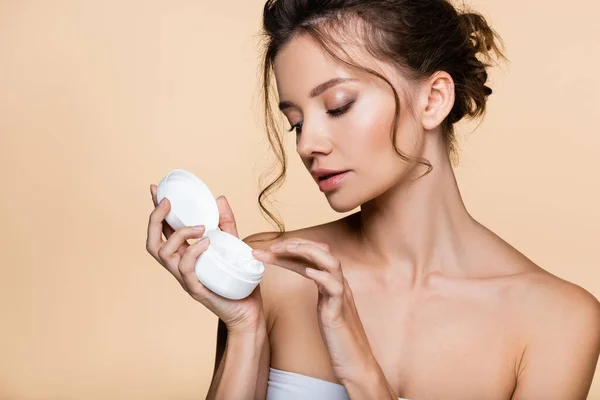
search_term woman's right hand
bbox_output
[146,184,266,334]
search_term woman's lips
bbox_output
[317,171,350,192]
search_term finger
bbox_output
[269,237,330,252]
[251,250,312,277]
[215,196,239,238]
[271,242,343,282]
[150,184,175,239]
[179,236,212,299]
[152,184,185,257]
[146,197,171,260]
[150,184,158,206]
[305,267,344,298]
[158,225,206,267]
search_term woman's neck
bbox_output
[351,134,480,285]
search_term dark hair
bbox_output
[256,0,505,240]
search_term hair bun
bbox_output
[447,11,505,124]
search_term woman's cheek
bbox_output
[350,94,401,156]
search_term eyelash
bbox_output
[288,101,355,135]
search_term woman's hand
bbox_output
[250,238,382,383]
[146,184,265,334]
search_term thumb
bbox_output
[215,196,239,238]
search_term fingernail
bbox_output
[286,243,298,250]
[197,236,209,244]
[252,249,264,256]
[192,225,205,231]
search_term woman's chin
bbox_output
[325,191,362,213]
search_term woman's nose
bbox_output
[295,120,332,158]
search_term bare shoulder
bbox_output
[480,229,600,331]
[510,265,600,366]
[242,218,341,255]
[242,222,336,283]
[515,268,600,327]
[241,222,339,324]
[242,220,338,248]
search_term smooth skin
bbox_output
[147,33,600,400]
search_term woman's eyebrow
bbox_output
[278,77,357,111]
[309,77,356,97]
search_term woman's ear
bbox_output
[418,71,455,131]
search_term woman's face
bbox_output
[273,33,425,213]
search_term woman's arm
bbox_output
[206,317,271,400]
[205,232,276,400]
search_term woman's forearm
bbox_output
[341,356,398,400]
[206,323,268,400]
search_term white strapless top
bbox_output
[267,367,409,400]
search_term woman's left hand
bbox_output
[251,238,390,389]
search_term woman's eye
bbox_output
[327,101,355,117]
[287,101,354,135]
[288,121,303,134]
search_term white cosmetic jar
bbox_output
[156,169,264,300]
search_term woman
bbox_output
[146,0,600,399]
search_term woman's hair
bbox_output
[256,0,505,239]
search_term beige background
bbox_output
[1,0,598,398]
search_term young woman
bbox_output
[146,1,600,399]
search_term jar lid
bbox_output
[156,169,220,232]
